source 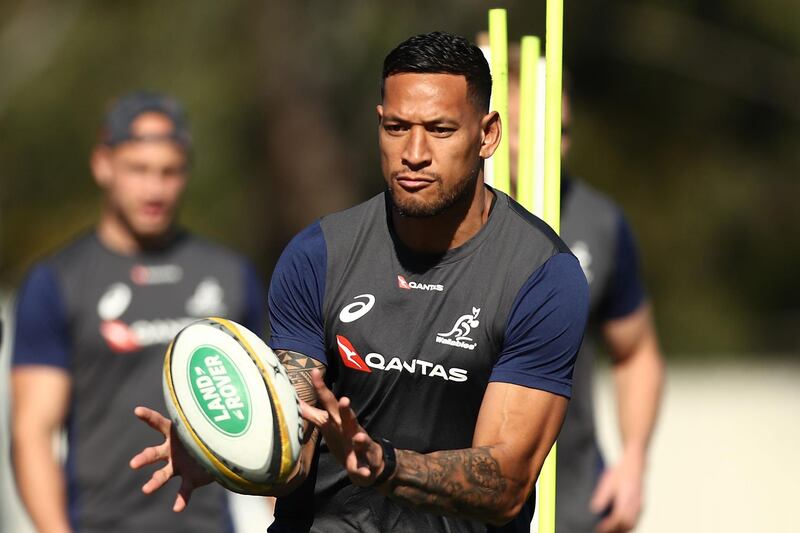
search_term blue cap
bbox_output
[101,91,191,147]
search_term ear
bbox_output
[478,111,501,159]
[90,146,114,188]
[376,104,384,124]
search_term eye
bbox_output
[126,163,149,175]
[429,126,455,137]
[383,123,408,134]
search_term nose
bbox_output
[401,126,431,171]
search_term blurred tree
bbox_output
[0,0,797,355]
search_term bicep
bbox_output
[473,382,567,487]
[601,303,655,362]
[12,366,71,434]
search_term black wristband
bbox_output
[373,438,397,487]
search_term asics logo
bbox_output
[338,294,375,323]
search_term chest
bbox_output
[66,260,236,362]
[561,208,617,311]
[323,251,511,389]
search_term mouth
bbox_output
[141,202,168,219]
[394,173,436,193]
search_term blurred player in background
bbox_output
[507,58,666,533]
[131,32,589,532]
[11,91,265,533]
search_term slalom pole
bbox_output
[539,0,564,531]
[488,8,510,195]
[516,36,540,212]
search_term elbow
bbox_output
[484,490,529,527]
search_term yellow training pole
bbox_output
[516,36,540,212]
[488,8,510,195]
[542,0,563,233]
[539,0,564,531]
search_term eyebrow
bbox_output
[381,114,459,126]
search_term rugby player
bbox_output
[506,62,666,532]
[132,33,589,532]
[11,91,265,532]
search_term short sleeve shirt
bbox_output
[13,231,265,533]
[268,189,589,533]
[556,176,647,532]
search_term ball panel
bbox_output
[162,318,302,493]
[228,319,303,482]
[169,322,274,474]
[163,340,269,493]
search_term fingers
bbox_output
[345,435,375,485]
[590,469,615,514]
[339,397,361,438]
[596,486,639,533]
[596,509,632,533]
[310,370,341,424]
[141,463,174,495]
[130,442,169,470]
[134,406,172,435]
[173,477,194,513]
[299,399,329,427]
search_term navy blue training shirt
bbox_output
[13,231,264,533]
[268,188,589,533]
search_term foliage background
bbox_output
[1,0,798,356]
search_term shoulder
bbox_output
[501,191,571,255]
[270,221,327,294]
[569,178,622,214]
[563,178,624,233]
[39,230,102,274]
[319,193,384,229]
[277,220,327,266]
[179,232,252,267]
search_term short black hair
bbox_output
[381,31,492,112]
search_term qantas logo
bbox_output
[336,335,371,372]
[397,275,444,292]
[100,317,196,353]
[338,294,375,323]
[335,335,467,382]
[130,264,183,285]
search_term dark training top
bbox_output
[556,176,646,533]
[13,231,264,533]
[267,188,589,533]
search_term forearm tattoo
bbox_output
[275,350,326,473]
[387,446,509,521]
[275,350,325,405]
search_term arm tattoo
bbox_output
[275,350,326,482]
[387,446,511,522]
[275,350,325,405]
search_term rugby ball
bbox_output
[163,317,303,494]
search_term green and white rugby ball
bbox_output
[163,317,302,494]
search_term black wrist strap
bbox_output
[373,438,397,487]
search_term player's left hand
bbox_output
[590,448,645,533]
[129,406,214,512]
[299,369,386,487]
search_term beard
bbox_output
[388,166,480,218]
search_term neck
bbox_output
[97,209,176,256]
[391,176,493,254]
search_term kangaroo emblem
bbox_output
[438,307,481,342]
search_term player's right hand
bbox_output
[129,406,214,512]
